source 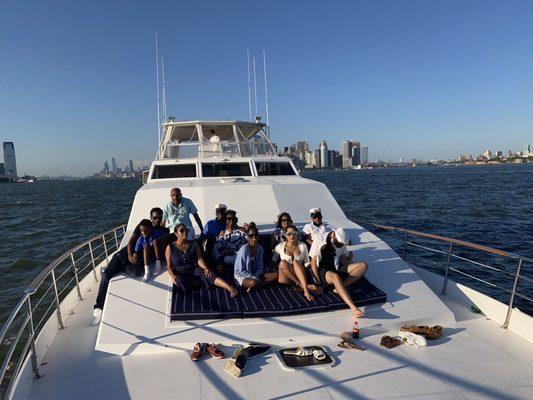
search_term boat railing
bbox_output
[162,140,276,160]
[0,224,126,399]
[372,223,532,328]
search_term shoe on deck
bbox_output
[380,335,402,349]
[191,342,204,361]
[400,325,443,340]
[90,308,102,326]
[224,354,247,378]
[235,343,271,359]
[206,343,225,359]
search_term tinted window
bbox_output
[151,164,196,179]
[202,163,252,177]
[255,162,296,176]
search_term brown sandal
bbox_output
[380,336,402,349]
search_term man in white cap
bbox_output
[302,207,333,246]
[309,227,368,318]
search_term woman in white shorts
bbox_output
[275,225,315,302]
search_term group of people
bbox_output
[90,188,368,326]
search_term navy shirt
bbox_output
[203,219,226,237]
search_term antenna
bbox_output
[246,47,252,122]
[253,56,258,118]
[161,56,168,121]
[262,49,270,128]
[155,34,161,147]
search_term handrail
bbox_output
[0,224,126,399]
[372,223,531,329]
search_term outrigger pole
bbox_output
[161,56,168,122]
[155,33,161,147]
[253,56,258,118]
[247,47,252,122]
[263,49,270,130]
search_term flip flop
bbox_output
[312,349,326,361]
[337,340,364,351]
[380,336,402,349]
[398,331,427,347]
[284,347,313,357]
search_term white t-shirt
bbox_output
[309,234,349,269]
[209,135,221,151]
[274,242,310,266]
[302,222,334,241]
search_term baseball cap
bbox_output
[215,203,227,211]
[309,207,321,214]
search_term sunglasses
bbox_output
[286,232,297,237]
[311,214,322,219]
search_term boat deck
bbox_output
[18,236,533,400]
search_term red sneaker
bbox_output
[191,342,204,361]
[206,343,225,359]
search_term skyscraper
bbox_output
[103,161,110,175]
[129,160,134,174]
[361,147,368,165]
[341,140,353,168]
[319,141,328,168]
[3,142,17,180]
[350,140,361,166]
[112,157,118,174]
[296,141,309,157]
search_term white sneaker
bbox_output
[399,330,427,347]
[154,260,162,276]
[90,308,103,326]
[142,265,150,282]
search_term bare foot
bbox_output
[304,292,315,302]
[352,308,364,318]
[307,284,318,292]
[229,287,239,298]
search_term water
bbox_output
[0,164,532,323]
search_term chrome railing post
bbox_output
[51,269,65,329]
[70,253,83,301]
[102,234,109,260]
[402,232,408,259]
[88,241,98,281]
[441,243,454,295]
[25,293,41,379]
[503,258,523,329]
[114,229,119,250]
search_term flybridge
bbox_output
[157,120,276,160]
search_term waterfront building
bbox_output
[315,149,321,168]
[524,144,532,157]
[362,147,368,165]
[319,141,328,168]
[0,163,4,176]
[483,150,493,159]
[341,140,352,169]
[129,160,134,174]
[304,150,315,168]
[103,161,110,175]
[3,142,17,180]
[296,141,309,158]
[111,157,118,174]
[351,140,361,166]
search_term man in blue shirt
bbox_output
[163,188,203,239]
[234,224,277,292]
[201,203,227,261]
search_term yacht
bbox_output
[1,120,532,399]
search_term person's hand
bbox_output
[172,275,186,290]
[203,269,214,281]
[128,253,138,264]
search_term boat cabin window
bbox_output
[255,162,296,176]
[202,162,252,177]
[151,164,197,179]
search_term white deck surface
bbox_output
[21,234,533,400]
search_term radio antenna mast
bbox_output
[262,49,270,129]
[155,34,161,146]
[161,56,168,121]
[253,56,258,118]
[246,47,252,122]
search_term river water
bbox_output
[0,164,531,321]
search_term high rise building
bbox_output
[341,140,353,169]
[0,163,4,176]
[3,142,17,180]
[524,144,532,156]
[304,150,315,168]
[361,147,368,165]
[319,141,328,168]
[103,161,110,175]
[296,141,309,158]
[112,157,118,174]
[315,149,321,169]
[129,160,134,174]
[350,140,361,166]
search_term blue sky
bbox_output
[1,1,533,176]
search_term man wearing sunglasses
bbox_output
[90,208,168,326]
[302,207,333,246]
[162,188,203,240]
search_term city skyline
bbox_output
[2,2,533,176]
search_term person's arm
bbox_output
[310,256,320,283]
[234,248,255,281]
[127,232,139,263]
[193,213,204,233]
[161,204,169,228]
[165,245,179,286]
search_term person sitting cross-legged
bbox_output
[234,223,278,292]
[310,228,367,319]
[166,224,238,297]
[276,225,316,302]
[213,210,247,278]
